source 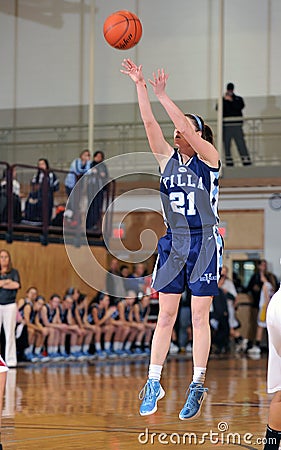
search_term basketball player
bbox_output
[263,284,281,450]
[133,294,155,354]
[121,59,222,419]
[0,356,8,450]
[89,293,118,357]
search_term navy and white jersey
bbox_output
[137,304,149,322]
[88,303,105,324]
[77,306,85,321]
[18,299,32,319]
[160,150,220,233]
[45,304,57,323]
[59,305,68,324]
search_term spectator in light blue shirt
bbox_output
[64,149,91,196]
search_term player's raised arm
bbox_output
[149,69,219,168]
[120,59,173,167]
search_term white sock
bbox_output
[104,342,111,351]
[60,345,66,353]
[113,341,122,351]
[49,346,56,354]
[83,344,89,352]
[148,364,163,381]
[125,342,131,351]
[95,343,101,351]
[34,347,41,355]
[70,346,76,354]
[25,345,33,355]
[192,367,206,384]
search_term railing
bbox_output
[0,162,115,246]
[0,116,281,173]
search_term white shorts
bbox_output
[0,355,8,373]
[266,287,281,393]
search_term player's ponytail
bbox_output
[203,124,214,145]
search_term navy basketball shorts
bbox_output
[152,228,223,297]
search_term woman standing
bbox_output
[31,158,59,223]
[0,250,21,367]
[121,60,222,420]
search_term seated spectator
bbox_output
[40,294,69,360]
[16,286,37,361]
[133,294,156,354]
[106,259,127,300]
[114,291,140,355]
[21,295,51,362]
[59,294,89,360]
[210,288,230,354]
[25,158,59,224]
[89,293,118,358]
[51,203,66,227]
[86,150,108,231]
[64,149,91,197]
[219,266,245,352]
[73,292,100,359]
[246,259,278,351]
[177,286,192,353]
[248,272,276,356]
[126,263,146,296]
[0,167,22,224]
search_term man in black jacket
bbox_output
[223,82,251,166]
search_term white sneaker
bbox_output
[185,343,192,353]
[247,345,261,355]
[241,338,249,352]
[169,342,179,354]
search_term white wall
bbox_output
[1,0,281,109]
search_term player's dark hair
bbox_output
[50,293,61,301]
[38,158,49,170]
[185,114,214,145]
[93,150,105,160]
[26,286,38,294]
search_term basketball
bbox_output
[103,10,142,50]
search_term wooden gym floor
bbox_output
[2,354,270,449]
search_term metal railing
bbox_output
[0,162,115,246]
[1,116,281,173]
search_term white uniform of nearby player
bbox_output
[266,285,281,393]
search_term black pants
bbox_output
[223,123,251,166]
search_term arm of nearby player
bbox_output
[120,59,173,167]
[150,69,219,168]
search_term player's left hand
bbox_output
[149,68,169,97]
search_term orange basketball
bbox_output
[103,10,142,50]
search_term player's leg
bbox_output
[33,328,50,361]
[223,125,234,166]
[143,324,154,353]
[2,304,17,367]
[139,293,181,416]
[264,391,281,450]
[82,328,94,355]
[112,323,125,355]
[124,327,138,354]
[134,325,146,353]
[48,328,60,357]
[24,327,36,361]
[103,324,115,356]
[179,295,211,420]
[233,125,251,165]
[0,357,8,450]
